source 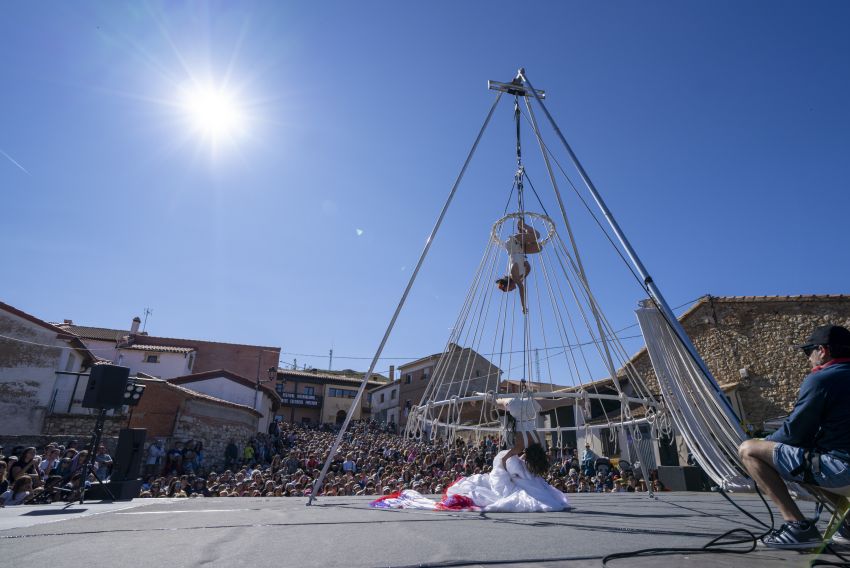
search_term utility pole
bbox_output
[329,349,333,371]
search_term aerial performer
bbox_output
[496,217,541,314]
[371,391,569,512]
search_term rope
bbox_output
[307,90,504,504]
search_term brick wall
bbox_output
[134,336,279,380]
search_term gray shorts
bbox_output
[773,443,850,489]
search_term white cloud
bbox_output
[356,228,364,236]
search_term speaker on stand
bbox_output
[78,365,147,503]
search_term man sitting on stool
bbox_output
[738,324,850,549]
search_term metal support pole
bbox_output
[306,91,505,505]
[518,68,742,427]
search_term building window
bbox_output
[380,393,385,403]
[405,374,412,384]
[328,388,357,398]
[187,354,195,370]
[304,386,315,396]
[275,384,285,396]
[391,390,396,399]
[475,369,481,378]
[145,354,159,363]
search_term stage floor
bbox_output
[0,492,845,567]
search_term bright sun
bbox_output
[180,83,245,142]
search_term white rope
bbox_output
[636,304,751,491]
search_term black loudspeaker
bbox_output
[111,428,147,482]
[82,365,130,409]
[85,480,142,501]
[657,465,706,491]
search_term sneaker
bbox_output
[832,519,850,545]
[762,520,823,549]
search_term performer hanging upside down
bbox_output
[496,218,541,314]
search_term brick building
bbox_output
[128,378,260,467]
[57,318,280,384]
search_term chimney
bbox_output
[63,319,73,325]
[389,365,395,381]
[130,317,141,334]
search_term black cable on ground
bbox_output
[602,527,760,566]
[603,484,850,567]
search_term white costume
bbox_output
[370,450,570,513]
[506,395,542,445]
[503,235,528,277]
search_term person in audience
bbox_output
[1,476,39,506]
[94,444,113,481]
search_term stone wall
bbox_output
[42,413,129,439]
[623,295,850,430]
[172,400,256,469]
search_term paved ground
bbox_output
[1,492,846,567]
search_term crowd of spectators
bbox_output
[0,440,113,506]
[135,421,667,499]
[1,420,668,505]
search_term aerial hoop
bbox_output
[491,211,556,247]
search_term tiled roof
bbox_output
[623,293,850,370]
[277,368,387,386]
[168,369,282,406]
[56,324,132,342]
[398,343,501,373]
[123,344,195,354]
[137,378,262,416]
[677,294,850,322]
[54,323,279,351]
[501,379,572,391]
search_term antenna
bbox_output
[329,348,333,371]
[142,308,153,332]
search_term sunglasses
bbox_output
[802,345,821,356]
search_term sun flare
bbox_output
[179,83,245,142]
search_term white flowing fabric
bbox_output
[371,450,570,513]
[448,450,571,512]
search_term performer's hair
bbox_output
[524,443,549,477]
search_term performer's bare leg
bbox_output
[511,262,531,314]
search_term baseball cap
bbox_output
[795,325,850,350]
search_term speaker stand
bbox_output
[79,408,116,504]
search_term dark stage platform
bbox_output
[0,493,845,567]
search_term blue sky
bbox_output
[3,2,849,376]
